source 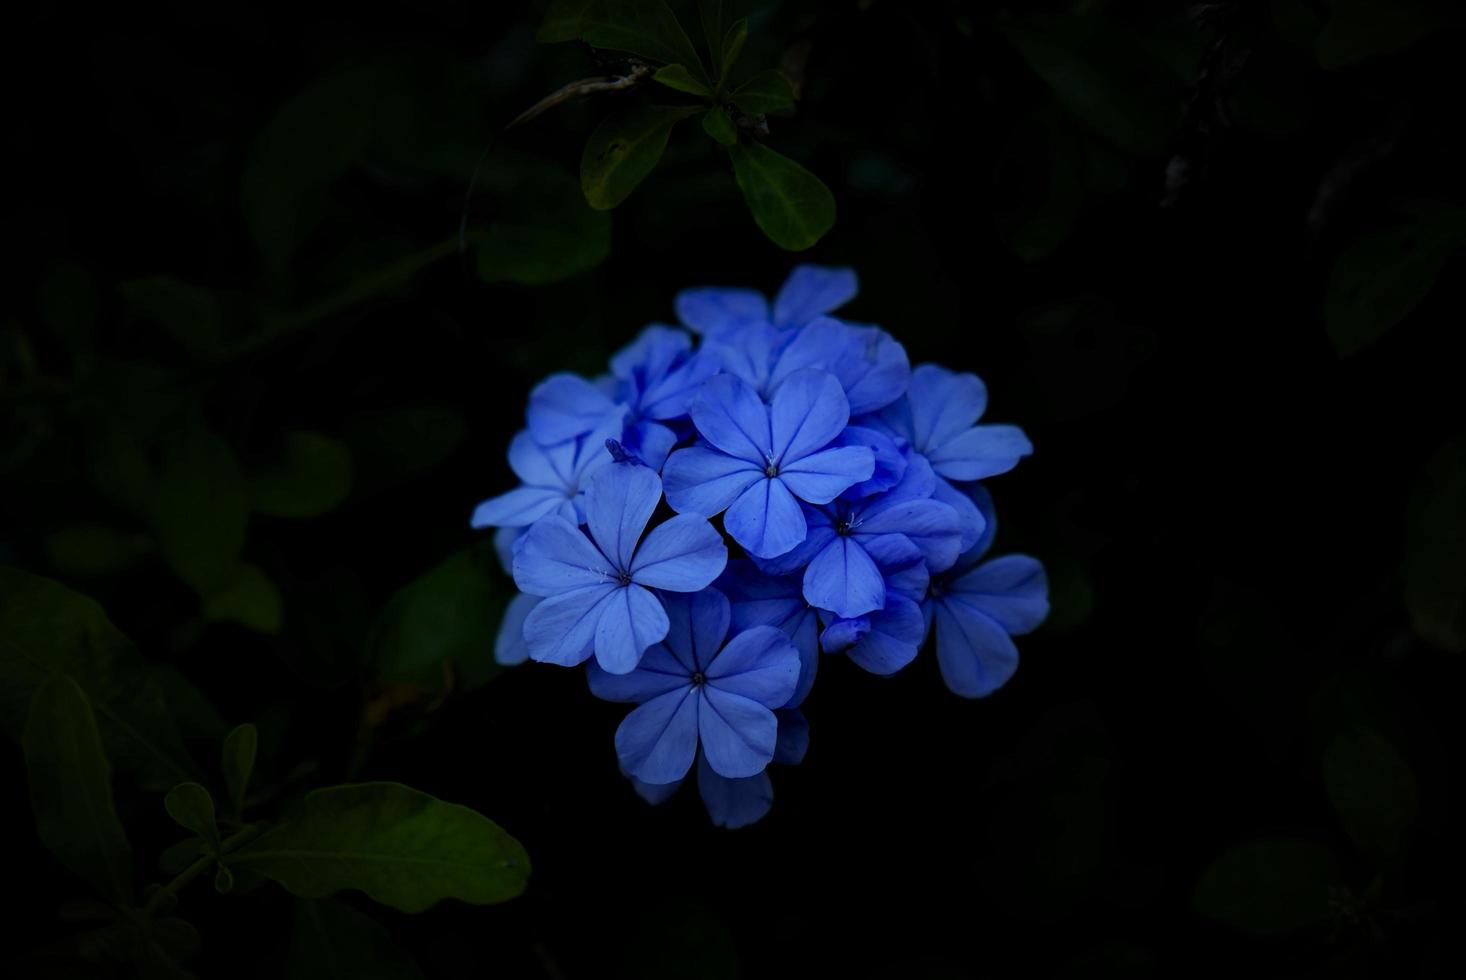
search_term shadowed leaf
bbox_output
[222,723,259,817]
[1194,839,1341,934]
[287,899,425,980]
[729,141,835,250]
[248,431,354,519]
[1405,438,1466,651]
[1324,728,1418,862]
[581,104,699,210]
[729,70,794,114]
[164,782,221,854]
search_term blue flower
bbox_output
[663,369,875,559]
[512,462,727,673]
[493,592,540,666]
[923,487,1049,697]
[608,325,720,470]
[719,560,820,708]
[817,536,931,676]
[871,364,1034,549]
[470,420,617,530]
[588,588,800,783]
[675,264,859,339]
[526,372,623,448]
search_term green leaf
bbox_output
[477,167,611,285]
[202,563,285,634]
[0,567,201,789]
[702,107,738,146]
[720,20,749,86]
[369,547,504,691]
[153,417,249,594]
[1323,728,1418,862]
[24,675,134,905]
[994,109,1083,261]
[226,782,530,912]
[728,141,836,251]
[121,277,224,357]
[1324,204,1466,356]
[1317,0,1445,69]
[654,64,713,97]
[341,406,465,493]
[247,431,354,519]
[287,899,425,980]
[45,525,152,577]
[1194,840,1341,934]
[215,864,235,894]
[537,0,595,43]
[548,0,705,72]
[729,70,795,114]
[222,723,259,817]
[700,0,725,77]
[1405,438,1466,652]
[160,838,209,876]
[164,782,221,854]
[581,104,700,210]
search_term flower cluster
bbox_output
[474,266,1048,828]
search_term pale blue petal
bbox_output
[857,498,964,573]
[933,476,988,554]
[704,321,786,395]
[844,594,925,675]
[629,514,728,591]
[770,368,849,464]
[950,555,1050,635]
[587,641,690,702]
[640,350,722,421]
[688,374,772,462]
[527,373,624,446]
[933,598,1019,698]
[511,516,614,596]
[705,624,800,707]
[773,710,810,765]
[697,755,773,829]
[802,536,885,619]
[616,687,700,784]
[630,771,683,805]
[778,445,876,504]
[819,616,870,653]
[494,592,540,666]
[772,264,858,327]
[609,324,690,383]
[698,687,778,778]
[524,584,617,666]
[470,485,566,529]
[833,425,907,497]
[662,445,763,516]
[725,477,806,559]
[506,429,559,487]
[584,464,661,571]
[928,424,1034,481]
[834,323,911,415]
[748,505,835,576]
[905,364,987,454]
[675,286,768,337]
[594,583,669,674]
[660,588,731,672]
[621,420,679,472]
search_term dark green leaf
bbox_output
[121,277,223,357]
[287,899,425,980]
[729,141,836,251]
[477,167,612,285]
[654,64,712,97]
[201,564,284,635]
[45,525,153,577]
[729,70,794,114]
[215,864,235,894]
[1194,840,1341,934]
[222,723,259,817]
[159,838,208,876]
[164,782,220,854]
[1324,205,1466,356]
[702,107,738,146]
[341,406,466,493]
[247,431,354,519]
[0,567,200,789]
[537,0,595,42]
[700,0,725,77]
[720,20,748,86]
[153,417,249,595]
[40,263,98,357]
[226,782,530,912]
[1317,0,1445,69]
[1323,728,1418,862]
[549,0,705,71]
[369,547,503,690]
[581,104,699,210]
[1405,438,1466,652]
[994,110,1083,261]
[24,675,134,904]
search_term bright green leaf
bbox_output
[654,64,713,97]
[729,70,795,114]
[121,277,223,357]
[1405,438,1466,652]
[153,417,249,595]
[226,782,530,912]
[369,547,503,691]
[287,899,425,980]
[1324,204,1466,356]
[164,782,221,854]
[45,525,152,577]
[1194,840,1341,934]
[222,723,259,817]
[247,431,354,519]
[581,104,700,210]
[1324,728,1418,862]
[728,141,836,251]
[720,20,749,86]
[702,107,738,146]
[24,675,134,905]
[202,564,284,634]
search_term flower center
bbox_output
[763,455,779,478]
[691,671,706,686]
[615,568,633,586]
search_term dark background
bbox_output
[4,1,1462,977]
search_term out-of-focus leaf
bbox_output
[121,277,223,357]
[222,723,259,817]
[202,564,284,634]
[1194,840,1341,934]
[1405,438,1466,652]
[341,406,466,493]
[477,167,611,285]
[702,107,738,146]
[654,64,712,97]
[24,675,134,904]
[40,263,98,358]
[729,70,794,114]
[160,838,208,876]
[620,899,739,980]
[1324,728,1418,862]
[85,422,154,519]
[1317,0,1446,69]
[1324,205,1466,356]
[729,141,835,251]
[369,547,504,691]
[0,567,201,789]
[153,417,248,594]
[1041,557,1093,632]
[537,0,595,42]
[581,104,699,210]
[247,431,353,519]
[226,782,530,912]
[45,525,152,577]
[995,109,1082,261]
[164,782,221,854]
[719,19,748,86]
[287,899,425,980]
[543,0,704,72]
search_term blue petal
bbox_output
[640,350,722,421]
[773,709,810,765]
[629,514,728,591]
[594,583,669,674]
[662,445,763,516]
[844,594,925,675]
[928,424,1034,481]
[675,286,768,337]
[697,686,778,778]
[587,641,690,702]
[772,264,858,327]
[833,425,907,497]
[527,373,624,446]
[857,497,964,573]
[802,536,885,619]
[621,420,679,472]
[494,592,540,666]
[705,624,800,707]
[883,546,931,602]
[506,429,559,487]
[819,616,870,653]
[770,368,849,465]
[629,771,683,806]
[697,754,773,829]
[470,485,566,529]
[492,525,523,575]
[933,476,988,554]
[660,588,731,672]
[704,321,786,396]
[725,477,806,559]
[616,687,701,784]
[903,364,988,454]
[688,374,772,463]
[584,464,661,571]
[932,597,1019,698]
[609,324,690,384]
[787,609,820,707]
[833,322,911,415]
[524,584,617,666]
[949,555,1050,635]
[748,504,835,576]
[511,516,614,596]
[778,446,876,504]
